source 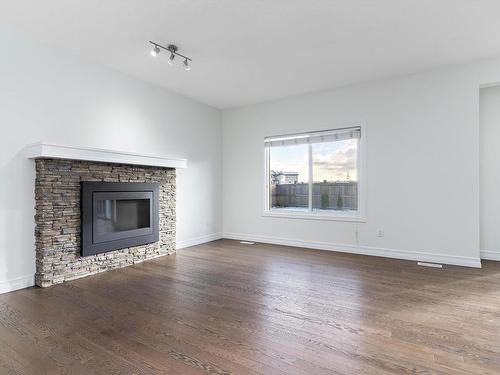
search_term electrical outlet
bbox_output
[377,229,384,238]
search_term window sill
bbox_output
[262,210,367,222]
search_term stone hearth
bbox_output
[34,158,176,287]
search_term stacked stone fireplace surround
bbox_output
[34,158,176,287]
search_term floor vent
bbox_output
[417,262,443,268]
[240,241,255,245]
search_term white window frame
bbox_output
[263,123,367,222]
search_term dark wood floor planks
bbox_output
[1,239,500,374]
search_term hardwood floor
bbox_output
[1,239,500,374]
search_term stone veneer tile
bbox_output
[34,159,176,287]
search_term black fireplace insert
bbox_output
[81,182,159,256]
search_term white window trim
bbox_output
[263,123,367,223]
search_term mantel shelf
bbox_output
[25,142,187,169]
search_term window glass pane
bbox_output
[269,144,309,211]
[312,139,358,212]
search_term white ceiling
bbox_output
[2,0,500,109]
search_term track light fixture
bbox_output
[149,41,192,70]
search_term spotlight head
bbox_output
[183,58,191,71]
[150,45,160,57]
[166,44,178,65]
[168,52,176,65]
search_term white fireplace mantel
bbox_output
[25,142,187,169]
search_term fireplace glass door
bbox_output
[93,191,153,244]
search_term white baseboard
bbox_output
[0,274,35,295]
[481,250,500,261]
[222,232,482,268]
[176,232,223,250]
[1,233,481,295]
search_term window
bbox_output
[264,126,364,221]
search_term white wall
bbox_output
[480,85,500,261]
[222,57,500,267]
[0,30,222,293]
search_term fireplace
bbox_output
[81,182,160,256]
[33,155,177,287]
